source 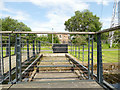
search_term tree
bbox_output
[64,10,102,42]
[72,35,87,45]
[1,16,37,45]
[48,34,60,43]
[2,16,31,32]
[64,10,102,32]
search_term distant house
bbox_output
[57,34,69,44]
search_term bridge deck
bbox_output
[1,53,103,89]
[2,80,103,89]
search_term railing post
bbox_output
[78,46,80,59]
[88,35,93,79]
[82,45,84,62]
[27,39,29,61]
[8,34,11,83]
[38,41,41,53]
[75,45,77,57]
[73,45,74,56]
[72,44,74,55]
[97,33,103,84]
[36,40,37,54]
[6,38,9,56]
[16,34,22,82]
[0,33,4,83]
[33,40,35,57]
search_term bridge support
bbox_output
[75,45,77,57]
[6,38,9,56]
[82,45,84,63]
[16,34,22,82]
[8,34,11,83]
[78,46,80,59]
[38,41,41,53]
[33,40,35,57]
[36,40,38,54]
[0,33,4,83]
[27,39,29,61]
[97,33,103,84]
[88,35,93,79]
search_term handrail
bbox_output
[0,25,120,34]
[0,31,13,34]
[96,25,120,34]
[13,31,95,34]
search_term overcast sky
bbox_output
[0,0,119,32]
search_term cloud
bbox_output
[1,0,115,32]
[28,0,89,32]
[0,0,30,21]
[100,16,118,29]
[101,17,111,29]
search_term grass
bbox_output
[2,43,119,63]
[69,48,118,63]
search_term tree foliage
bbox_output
[1,16,31,32]
[48,34,60,43]
[64,10,102,32]
[1,16,37,45]
[64,10,102,44]
[72,35,87,45]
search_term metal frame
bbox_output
[16,34,22,82]
[72,44,74,55]
[27,39,29,61]
[75,45,77,57]
[0,25,119,87]
[6,38,9,56]
[82,45,84,62]
[88,35,93,80]
[33,40,35,57]
[8,34,11,83]
[0,33,4,83]
[78,46,80,59]
[97,33,103,84]
[38,41,40,53]
[36,40,38,54]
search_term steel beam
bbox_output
[6,39,9,56]
[88,35,93,80]
[36,40,38,54]
[8,34,11,83]
[78,46,80,59]
[97,33,103,84]
[41,60,69,62]
[0,33,4,83]
[82,45,84,62]
[16,34,22,82]
[75,45,77,57]
[37,65,74,68]
[27,39,29,61]
[33,40,35,57]
[38,41,41,53]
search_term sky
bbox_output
[0,0,119,32]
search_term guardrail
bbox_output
[0,25,119,89]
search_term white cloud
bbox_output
[1,0,115,31]
[13,11,30,21]
[101,17,111,29]
[28,0,89,32]
[0,0,30,21]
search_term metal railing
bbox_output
[0,25,119,89]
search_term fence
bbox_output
[0,25,120,89]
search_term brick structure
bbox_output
[57,34,69,44]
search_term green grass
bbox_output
[2,43,118,63]
[69,49,118,63]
